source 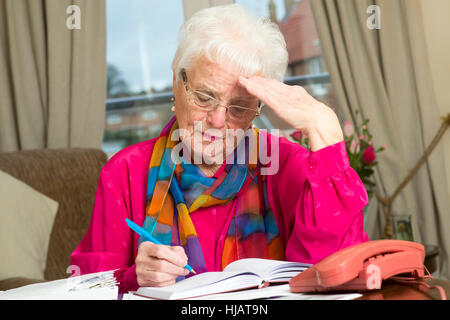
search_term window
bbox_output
[106,114,123,125]
[105,0,184,157]
[236,0,342,131]
[104,0,341,156]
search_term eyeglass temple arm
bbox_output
[181,69,187,83]
[182,67,263,115]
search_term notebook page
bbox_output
[136,271,263,300]
[223,258,310,281]
[188,284,298,300]
[129,285,362,301]
[171,274,264,299]
[190,284,362,300]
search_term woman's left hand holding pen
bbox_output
[135,241,190,287]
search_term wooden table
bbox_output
[357,278,449,300]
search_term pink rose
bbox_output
[290,130,302,141]
[362,145,376,164]
[343,121,354,137]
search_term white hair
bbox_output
[171,4,288,83]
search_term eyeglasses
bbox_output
[181,69,263,123]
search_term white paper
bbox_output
[0,270,118,300]
[122,293,152,300]
[127,284,362,300]
[187,284,361,300]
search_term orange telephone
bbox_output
[289,240,427,293]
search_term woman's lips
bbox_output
[202,131,217,141]
[195,130,227,142]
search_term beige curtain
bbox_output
[311,0,450,280]
[0,0,106,152]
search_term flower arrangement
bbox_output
[290,110,385,199]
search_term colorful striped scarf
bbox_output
[140,116,284,276]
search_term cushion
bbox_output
[0,170,58,281]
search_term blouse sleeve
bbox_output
[70,165,139,293]
[268,139,369,265]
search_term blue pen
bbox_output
[125,218,196,274]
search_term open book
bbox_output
[135,258,311,300]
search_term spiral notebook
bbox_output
[0,270,118,300]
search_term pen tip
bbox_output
[191,269,197,274]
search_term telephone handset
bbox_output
[289,240,427,293]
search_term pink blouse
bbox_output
[71,132,369,293]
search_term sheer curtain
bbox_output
[311,0,450,280]
[0,0,106,152]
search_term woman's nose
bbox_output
[207,105,227,129]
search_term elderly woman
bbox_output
[71,4,368,294]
